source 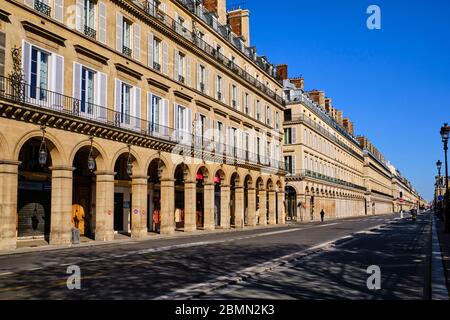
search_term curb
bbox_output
[431,215,450,300]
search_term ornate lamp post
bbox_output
[440,123,450,232]
[437,160,442,216]
[126,144,133,177]
[87,136,96,172]
[38,126,48,167]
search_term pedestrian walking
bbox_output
[320,209,325,222]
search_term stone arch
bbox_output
[147,156,171,182]
[213,167,226,186]
[69,138,109,172]
[256,176,264,191]
[266,178,274,191]
[14,129,66,166]
[111,145,144,176]
[145,153,172,181]
[196,165,212,184]
[244,174,253,189]
[229,171,241,187]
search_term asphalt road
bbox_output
[0,213,431,300]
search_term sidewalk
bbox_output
[0,223,286,257]
[434,213,450,299]
[0,213,397,257]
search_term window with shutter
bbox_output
[98,2,107,44]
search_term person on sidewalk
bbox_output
[320,209,325,222]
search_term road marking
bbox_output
[154,220,393,300]
[0,272,13,277]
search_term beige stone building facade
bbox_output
[0,0,286,250]
[281,72,367,222]
[357,136,394,215]
[281,68,421,221]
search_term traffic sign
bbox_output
[438,195,444,202]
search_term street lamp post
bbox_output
[440,123,450,233]
[437,160,442,217]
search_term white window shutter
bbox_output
[116,13,123,52]
[221,77,225,102]
[173,103,179,138]
[98,2,107,44]
[22,41,31,85]
[236,85,241,111]
[229,83,232,106]
[52,54,64,95]
[134,87,141,131]
[174,49,179,80]
[97,72,107,121]
[162,41,168,76]
[76,0,84,32]
[147,93,153,124]
[204,68,209,95]
[162,99,169,137]
[248,95,252,116]
[186,56,191,86]
[133,24,141,61]
[196,63,201,91]
[148,32,154,68]
[114,79,121,115]
[54,0,64,23]
[73,62,82,100]
[292,128,296,144]
[214,74,218,100]
[24,0,34,8]
[292,155,296,174]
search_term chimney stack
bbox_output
[204,0,227,26]
[227,7,250,46]
[335,110,343,125]
[290,77,304,90]
[343,118,354,136]
[276,64,288,81]
[307,90,326,108]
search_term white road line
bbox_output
[154,221,392,300]
[0,272,13,277]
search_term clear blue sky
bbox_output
[245,0,450,201]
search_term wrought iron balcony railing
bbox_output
[153,61,161,72]
[0,75,285,171]
[286,169,366,191]
[285,113,363,160]
[136,0,284,105]
[122,45,132,57]
[34,0,51,17]
[84,25,97,39]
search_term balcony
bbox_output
[84,25,97,39]
[135,0,284,105]
[285,113,363,160]
[287,169,366,191]
[34,0,51,17]
[0,76,285,172]
[122,45,132,57]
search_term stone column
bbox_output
[259,190,267,225]
[50,167,74,246]
[95,172,115,241]
[160,179,175,235]
[184,181,197,232]
[0,161,19,250]
[234,187,245,228]
[220,185,231,229]
[131,176,148,239]
[277,192,285,224]
[203,183,215,231]
[247,188,257,227]
[268,191,277,225]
